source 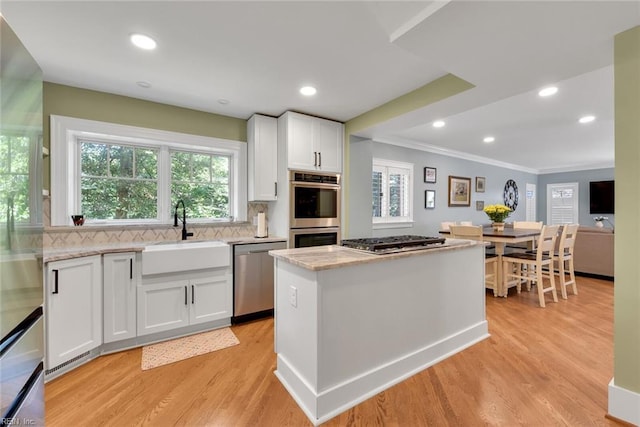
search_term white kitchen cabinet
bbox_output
[137,279,190,335]
[45,255,102,369]
[137,270,232,336]
[103,252,137,343]
[312,116,343,172]
[248,114,278,201]
[281,111,343,173]
[189,274,233,325]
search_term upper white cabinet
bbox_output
[248,114,278,201]
[280,111,343,173]
[103,252,137,343]
[45,255,102,369]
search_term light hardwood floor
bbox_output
[45,276,621,426]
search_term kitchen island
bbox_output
[269,239,489,425]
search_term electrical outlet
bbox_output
[289,285,297,308]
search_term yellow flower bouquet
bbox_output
[483,204,512,223]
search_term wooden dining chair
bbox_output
[449,225,499,297]
[507,221,544,253]
[440,221,456,231]
[554,224,579,299]
[502,224,560,307]
[513,221,543,230]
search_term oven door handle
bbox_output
[290,182,340,190]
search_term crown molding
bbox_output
[372,136,614,175]
[372,136,540,174]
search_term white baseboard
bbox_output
[608,378,640,426]
[275,321,489,425]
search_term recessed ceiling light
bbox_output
[300,86,317,96]
[432,120,445,128]
[483,136,495,143]
[218,98,230,105]
[538,86,558,97]
[136,81,151,88]
[130,33,157,50]
[579,115,596,124]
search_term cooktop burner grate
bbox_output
[341,235,446,254]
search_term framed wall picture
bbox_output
[424,167,437,183]
[476,200,485,211]
[425,190,436,209]
[448,176,471,207]
[476,176,486,193]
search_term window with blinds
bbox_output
[547,183,579,224]
[372,158,413,226]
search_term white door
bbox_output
[189,274,232,325]
[137,280,190,336]
[286,112,315,171]
[248,114,278,201]
[313,118,343,172]
[525,183,537,221]
[46,256,102,369]
[103,253,137,343]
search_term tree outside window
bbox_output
[171,151,230,219]
[0,134,33,223]
[80,140,158,220]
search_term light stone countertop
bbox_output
[269,238,483,271]
[223,236,287,245]
[44,236,287,263]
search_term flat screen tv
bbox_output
[589,180,614,214]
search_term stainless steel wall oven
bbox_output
[289,227,341,248]
[289,171,341,248]
[289,171,340,229]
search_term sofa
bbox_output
[573,226,614,278]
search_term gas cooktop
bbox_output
[341,235,446,254]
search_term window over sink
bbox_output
[50,115,246,226]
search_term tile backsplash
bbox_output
[43,197,270,248]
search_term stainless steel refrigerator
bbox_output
[0,15,45,425]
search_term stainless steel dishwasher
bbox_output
[233,240,286,322]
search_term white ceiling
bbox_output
[2,1,639,173]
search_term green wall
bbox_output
[344,73,473,137]
[43,82,246,188]
[613,25,640,394]
[343,73,474,231]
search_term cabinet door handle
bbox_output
[318,152,322,167]
[129,259,133,279]
[184,286,188,305]
[52,269,59,294]
[314,151,318,166]
[274,182,277,197]
[191,285,195,304]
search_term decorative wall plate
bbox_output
[503,179,519,210]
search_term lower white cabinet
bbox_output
[137,270,232,336]
[103,252,137,343]
[189,275,233,325]
[45,255,102,369]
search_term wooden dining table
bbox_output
[440,226,541,297]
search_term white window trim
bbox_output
[372,158,414,228]
[50,115,246,226]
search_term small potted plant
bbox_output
[483,204,512,231]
